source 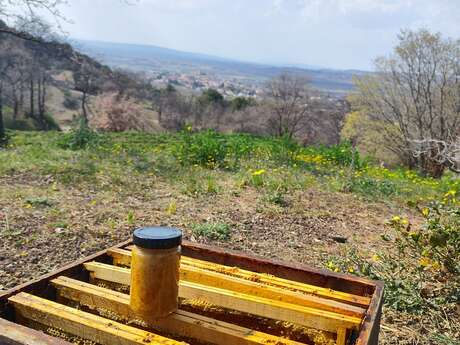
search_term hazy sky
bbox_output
[55,0,460,70]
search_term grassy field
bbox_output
[0,129,459,344]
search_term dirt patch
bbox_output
[0,175,416,290]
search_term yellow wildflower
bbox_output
[371,254,380,262]
[166,200,177,215]
[252,169,266,176]
[431,261,441,270]
[392,215,401,222]
[421,208,430,217]
[326,261,336,270]
[445,190,456,197]
[419,257,432,268]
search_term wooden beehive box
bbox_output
[0,240,383,345]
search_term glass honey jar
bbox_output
[129,227,182,322]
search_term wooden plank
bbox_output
[0,317,71,345]
[8,292,185,345]
[336,327,347,345]
[51,276,305,345]
[110,248,370,308]
[179,241,376,297]
[108,249,364,317]
[180,281,361,333]
[181,263,365,318]
[355,281,384,345]
[109,247,132,266]
[84,262,131,285]
[83,262,362,333]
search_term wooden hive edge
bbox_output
[83,261,362,334]
[0,317,72,345]
[0,240,383,345]
[51,275,307,345]
[109,247,371,309]
[8,292,185,345]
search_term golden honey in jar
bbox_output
[129,227,182,322]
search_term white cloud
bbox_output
[138,0,219,11]
[297,0,412,19]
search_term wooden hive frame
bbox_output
[0,240,384,345]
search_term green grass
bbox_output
[24,197,53,208]
[1,130,458,205]
[191,222,231,241]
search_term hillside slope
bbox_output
[0,24,157,130]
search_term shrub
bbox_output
[230,96,255,112]
[402,192,460,275]
[57,121,104,150]
[191,222,231,241]
[326,193,460,317]
[341,175,398,197]
[267,136,300,166]
[172,129,228,168]
[264,190,288,206]
[92,92,148,132]
[4,116,36,131]
[42,113,61,131]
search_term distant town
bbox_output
[76,40,360,99]
[149,70,261,98]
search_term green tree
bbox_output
[198,88,224,106]
[230,96,255,112]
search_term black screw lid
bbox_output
[133,227,182,249]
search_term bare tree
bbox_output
[0,60,9,146]
[266,73,312,139]
[74,61,101,125]
[351,29,460,177]
[149,85,194,131]
[0,39,17,145]
[150,84,178,124]
[0,0,66,41]
[92,92,148,132]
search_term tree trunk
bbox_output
[0,81,6,146]
[29,78,34,118]
[13,97,19,120]
[19,80,24,115]
[81,91,88,125]
[423,160,445,178]
[37,75,47,129]
[36,77,44,129]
